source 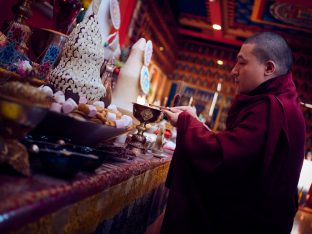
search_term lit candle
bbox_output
[137,95,146,105]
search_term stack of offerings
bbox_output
[39,85,132,129]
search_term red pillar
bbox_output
[118,0,137,46]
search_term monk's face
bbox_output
[231,43,266,94]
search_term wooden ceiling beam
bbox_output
[178,28,242,46]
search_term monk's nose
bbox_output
[231,64,238,79]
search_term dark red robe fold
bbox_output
[161,72,305,234]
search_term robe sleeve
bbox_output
[176,100,269,177]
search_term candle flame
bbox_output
[137,95,146,105]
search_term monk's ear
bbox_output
[264,60,276,76]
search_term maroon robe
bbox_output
[161,72,305,234]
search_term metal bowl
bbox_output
[132,103,162,124]
[0,96,48,139]
[126,103,162,155]
[29,27,68,67]
[30,111,128,146]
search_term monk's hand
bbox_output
[162,107,183,127]
[173,106,198,119]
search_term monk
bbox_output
[161,32,305,234]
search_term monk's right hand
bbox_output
[173,106,197,119]
[162,107,183,127]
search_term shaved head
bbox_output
[244,32,293,76]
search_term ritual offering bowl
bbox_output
[29,27,68,68]
[0,98,48,138]
[126,103,162,155]
[0,82,50,176]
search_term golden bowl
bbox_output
[132,103,162,124]
[126,103,162,155]
[0,96,48,139]
[29,27,68,67]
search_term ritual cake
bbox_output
[112,38,146,111]
[49,0,121,103]
[49,13,106,102]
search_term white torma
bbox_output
[112,38,147,112]
[85,0,121,61]
[50,9,106,101]
[84,0,111,43]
